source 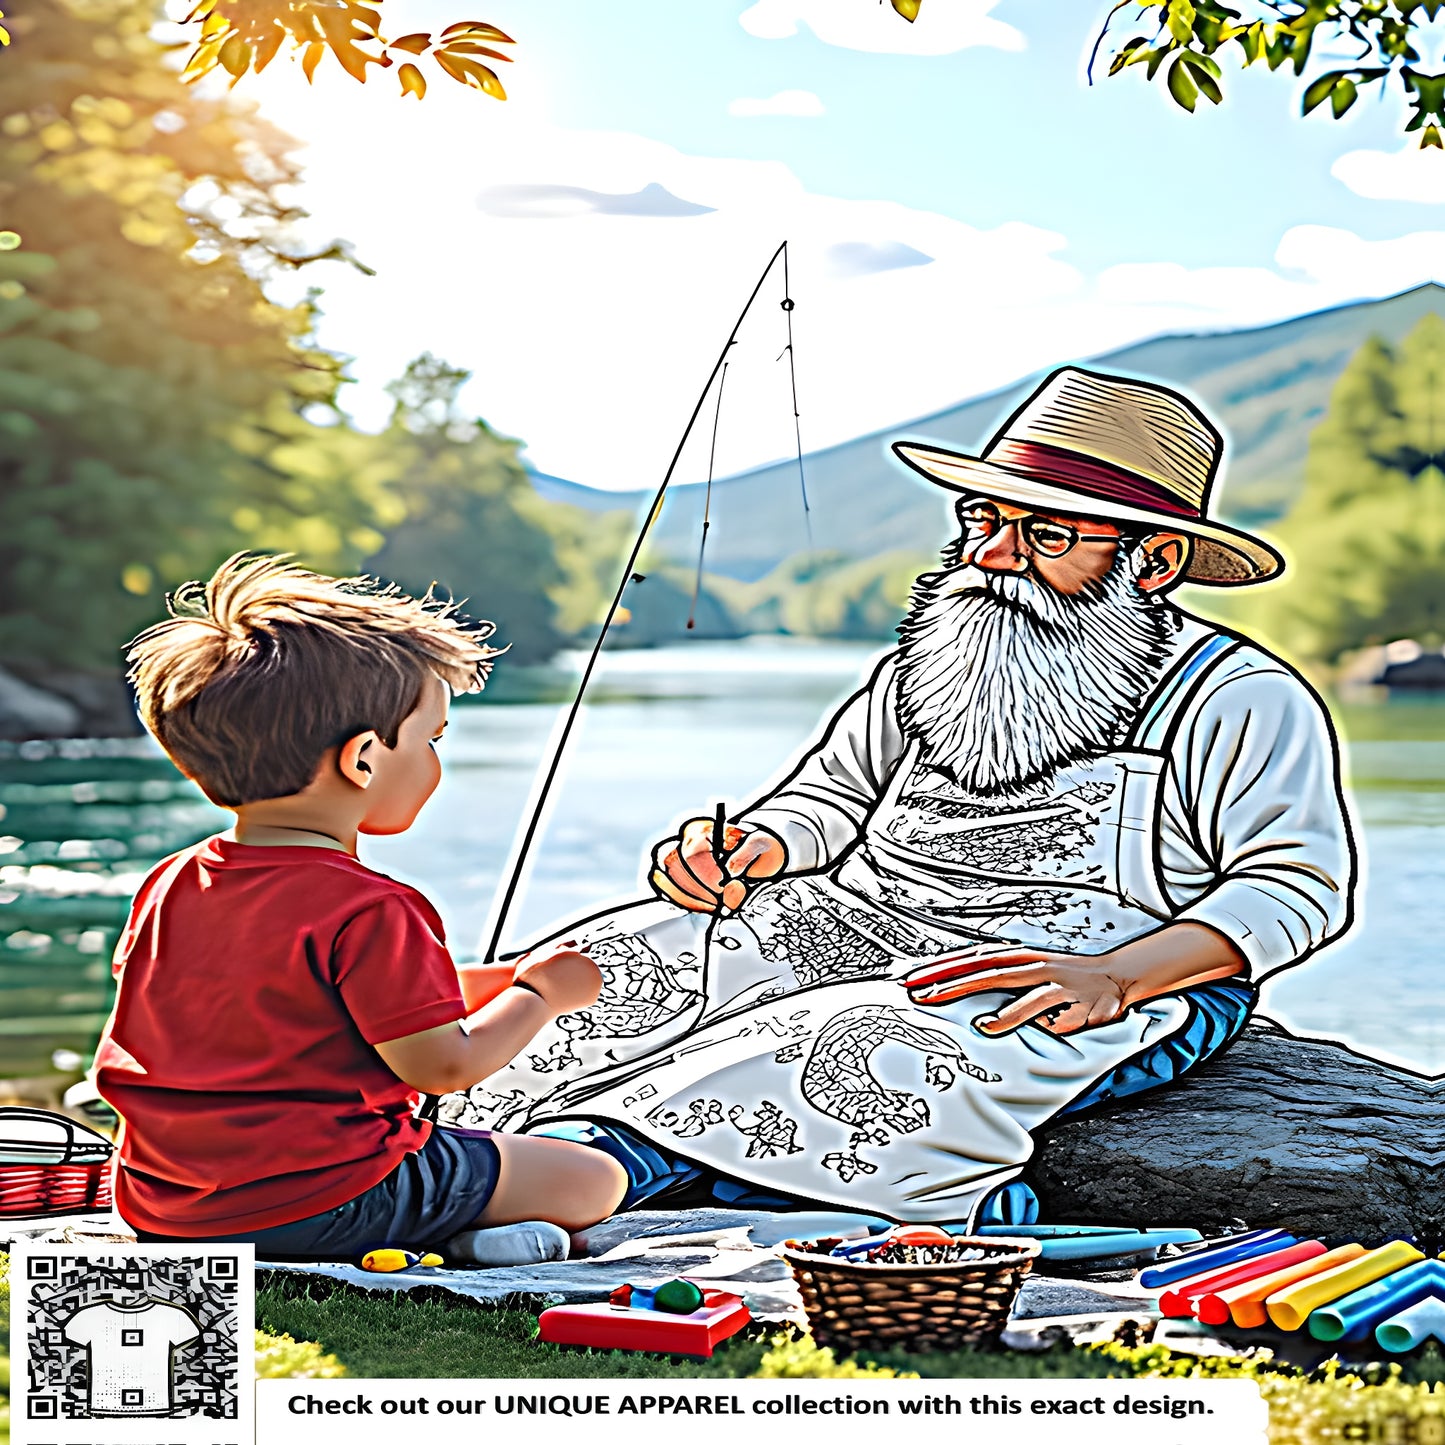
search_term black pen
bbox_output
[711,802,728,914]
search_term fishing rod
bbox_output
[481,240,802,964]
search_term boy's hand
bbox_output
[513,950,603,1015]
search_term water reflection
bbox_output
[1,641,1439,1079]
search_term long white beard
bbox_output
[895,555,1173,796]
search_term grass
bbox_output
[257,1273,776,1379]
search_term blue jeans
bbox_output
[532,979,1255,1214]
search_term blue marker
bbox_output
[1138,1230,1298,1289]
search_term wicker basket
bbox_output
[783,1234,1040,1354]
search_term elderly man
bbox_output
[449,367,1355,1222]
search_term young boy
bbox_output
[93,553,627,1265]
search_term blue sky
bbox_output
[221,0,1445,486]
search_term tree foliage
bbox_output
[0,2,570,687]
[1247,315,1444,663]
[178,1,514,102]
[361,354,568,665]
[1094,1,1445,146]
[0,0,352,677]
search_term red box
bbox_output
[537,1290,751,1357]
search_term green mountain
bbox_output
[532,283,1444,582]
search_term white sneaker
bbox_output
[444,1221,570,1268]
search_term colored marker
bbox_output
[1160,1240,1329,1319]
[1209,1244,1369,1328]
[1308,1259,1445,1342]
[1138,1230,1297,1289]
[1267,1241,1426,1331]
[360,1249,443,1272]
[1377,1296,1445,1353]
[1033,1231,1208,1264]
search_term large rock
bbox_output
[1026,1019,1440,1243]
[0,665,81,739]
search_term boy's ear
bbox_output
[338,732,380,789]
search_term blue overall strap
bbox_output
[1128,631,1242,754]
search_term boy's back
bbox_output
[96,552,625,1254]
[98,838,465,1237]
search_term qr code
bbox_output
[11,1245,254,1445]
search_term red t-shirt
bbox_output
[94,837,467,1237]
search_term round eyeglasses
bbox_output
[955,499,1120,559]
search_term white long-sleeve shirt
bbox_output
[740,630,1356,978]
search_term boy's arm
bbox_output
[375,951,599,1095]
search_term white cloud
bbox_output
[245,70,1445,491]
[1275,225,1445,285]
[738,0,1024,55]
[728,89,826,118]
[1332,145,1445,204]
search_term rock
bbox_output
[1010,1276,1155,1320]
[0,665,81,740]
[1025,1018,1440,1242]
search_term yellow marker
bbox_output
[1266,1241,1424,1331]
[361,1249,444,1273]
[1217,1243,1368,1328]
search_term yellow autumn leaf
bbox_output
[219,33,251,77]
[892,0,921,18]
[388,31,432,54]
[398,61,426,98]
[435,50,506,98]
[181,39,224,82]
[441,21,514,42]
[442,41,512,62]
[253,22,285,72]
[302,39,325,82]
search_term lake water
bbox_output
[1,639,1440,1078]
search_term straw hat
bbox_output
[893,367,1283,586]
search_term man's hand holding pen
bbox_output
[650,816,787,914]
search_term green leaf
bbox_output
[1167,54,1199,110]
[1145,45,1171,80]
[1167,0,1196,44]
[1330,78,1358,117]
[1302,70,1344,114]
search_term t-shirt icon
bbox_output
[62,1298,200,1415]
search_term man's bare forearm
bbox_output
[1110,922,1247,1008]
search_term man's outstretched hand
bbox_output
[902,946,1133,1036]
[901,924,1247,1037]
[650,818,786,914]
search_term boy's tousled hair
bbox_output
[128,553,503,806]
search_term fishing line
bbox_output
[482,242,794,964]
[687,361,729,631]
[781,244,813,554]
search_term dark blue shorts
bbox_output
[137,1126,501,1260]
